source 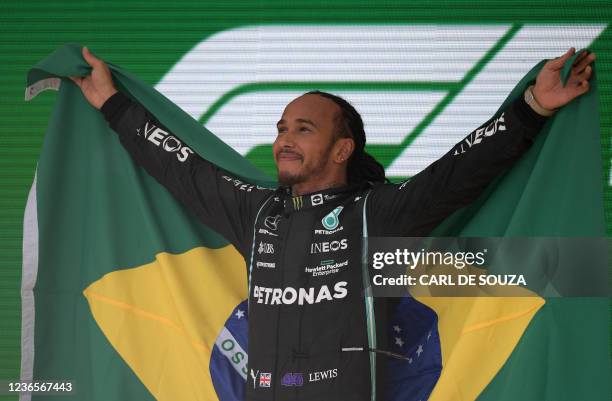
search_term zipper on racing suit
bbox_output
[271,209,293,401]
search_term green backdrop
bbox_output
[1,1,610,399]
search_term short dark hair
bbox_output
[305,90,387,185]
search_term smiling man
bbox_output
[71,45,595,401]
[274,93,356,191]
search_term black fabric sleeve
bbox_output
[101,91,131,122]
[100,92,274,256]
[366,94,549,237]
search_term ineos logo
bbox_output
[310,239,348,254]
[162,136,182,152]
[140,122,194,162]
[452,113,507,156]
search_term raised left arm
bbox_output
[366,48,596,237]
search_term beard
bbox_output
[276,144,334,188]
[277,169,308,187]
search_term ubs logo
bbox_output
[258,242,274,254]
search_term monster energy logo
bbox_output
[292,196,304,210]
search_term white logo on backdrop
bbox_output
[155,24,606,177]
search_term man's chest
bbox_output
[248,196,365,305]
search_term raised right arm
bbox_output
[70,47,274,255]
[100,92,275,254]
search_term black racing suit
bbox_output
[100,90,547,401]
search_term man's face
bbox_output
[273,94,342,187]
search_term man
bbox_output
[71,46,595,401]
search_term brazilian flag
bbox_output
[21,44,609,400]
[23,43,271,401]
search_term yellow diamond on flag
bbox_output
[83,245,247,401]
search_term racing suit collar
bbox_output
[280,182,369,214]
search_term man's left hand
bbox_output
[533,47,596,110]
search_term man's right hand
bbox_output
[70,46,118,110]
